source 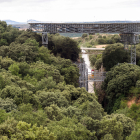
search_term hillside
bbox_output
[0,20,140,139]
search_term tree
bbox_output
[0,56,14,70]
[12,103,48,126]
[98,38,106,44]
[82,33,88,38]
[0,85,33,105]
[0,98,17,112]
[101,63,140,113]
[98,114,134,140]
[0,21,23,46]
[48,34,80,61]
[95,58,102,70]
[34,91,69,108]
[47,117,95,140]
[89,55,96,66]
[102,43,130,71]
[0,109,8,124]
[8,63,20,76]
[0,118,56,140]
[126,123,140,140]
[15,30,42,46]
[0,42,39,63]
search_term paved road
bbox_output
[88,81,94,93]
[81,47,105,50]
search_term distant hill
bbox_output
[2,19,140,24]
[2,20,26,25]
[84,21,140,23]
[27,19,41,23]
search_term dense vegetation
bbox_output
[88,42,140,71]
[77,33,121,48]
[0,21,139,139]
[77,33,140,139]
[48,34,80,61]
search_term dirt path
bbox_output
[95,44,108,48]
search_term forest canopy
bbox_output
[0,20,137,140]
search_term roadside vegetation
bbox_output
[76,33,121,48]
[0,20,140,139]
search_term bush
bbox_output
[82,33,88,38]
[89,35,93,40]
[90,40,95,45]
[98,38,107,44]
[98,35,102,38]
[85,37,89,41]
[87,44,92,48]
[89,55,96,66]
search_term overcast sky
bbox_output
[0,0,140,22]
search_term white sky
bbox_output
[0,0,140,22]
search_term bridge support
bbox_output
[120,33,139,65]
[124,42,129,51]
[75,60,106,93]
[131,44,136,65]
[42,32,48,47]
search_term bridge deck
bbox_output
[29,23,140,34]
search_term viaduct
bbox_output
[29,22,140,64]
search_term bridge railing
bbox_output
[88,72,106,81]
[74,61,106,92]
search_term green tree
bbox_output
[0,85,33,105]
[44,104,64,121]
[8,63,20,76]
[15,30,42,46]
[0,98,17,112]
[47,117,95,140]
[0,42,39,63]
[95,58,102,70]
[0,118,56,140]
[48,34,80,61]
[102,43,130,71]
[12,104,48,126]
[101,63,140,113]
[34,91,69,108]
[126,123,140,140]
[0,109,8,124]
[82,33,88,38]
[98,114,134,140]
[0,56,14,70]
[89,55,96,66]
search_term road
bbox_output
[81,47,105,50]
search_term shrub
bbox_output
[82,33,88,38]
[95,58,102,70]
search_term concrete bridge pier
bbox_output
[42,32,48,47]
